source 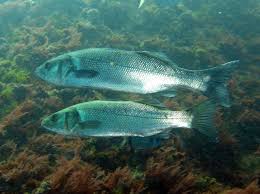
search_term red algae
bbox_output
[48,158,103,194]
[223,180,260,194]
[0,151,50,193]
[0,0,259,193]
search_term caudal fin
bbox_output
[190,100,217,140]
[204,60,239,107]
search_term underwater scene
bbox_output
[0,0,260,193]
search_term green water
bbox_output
[0,0,259,193]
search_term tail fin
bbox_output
[204,60,239,107]
[190,100,217,140]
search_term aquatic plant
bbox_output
[28,134,85,159]
[239,154,260,174]
[0,85,14,100]
[0,100,38,133]
[47,157,103,194]
[104,166,144,194]
[0,0,259,193]
[34,181,51,194]
[145,159,196,194]
[0,151,50,193]
[0,140,16,162]
[223,180,260,194]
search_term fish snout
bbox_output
[41,115,65,135]
[35,65,47,79]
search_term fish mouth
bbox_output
[40,118,51,130]
[34,66,60,85]
[34,66,46,80]
[42,126,69,136]
[41,122,67,135]
[41,117,71,135]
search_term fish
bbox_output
[41,100,217,141]
[138,0,180,8]
[35,48,239,107]
[139,0,145,8]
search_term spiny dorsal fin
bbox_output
[136,51,175,66]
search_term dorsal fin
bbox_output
[136,51,175,66]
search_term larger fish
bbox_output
[41,100,216,140]
[35,48,239,107]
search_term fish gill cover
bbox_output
[0,0,259,193]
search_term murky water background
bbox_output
[0,0,259,193]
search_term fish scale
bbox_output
[71,49,186,93]
[75,101,170,119]
[76,49,174,74]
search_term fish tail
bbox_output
[203,60,239,107]
[190,100,217,140]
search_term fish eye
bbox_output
[45,62,51,69]
[51,114,59,122]
[63,55,73,65]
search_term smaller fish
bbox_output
[139,0,145,8]
[41,100,217,142]
[139,0,180,8]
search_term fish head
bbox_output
[41,107,80,136]
[35,54,73,85]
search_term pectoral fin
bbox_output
[79,120,101,129]
[74,70,99,78]
[65,68,73,77]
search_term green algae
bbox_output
[0,85,14,99]
[34,181,51,194]
[0,59,30,84]
[239,154,260,174]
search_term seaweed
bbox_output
[103,166,144,194]
[0,0,259,193]
[145,160,196,194]
[223,180,260,194]
[47,158,103,194]
[0,151,50,193]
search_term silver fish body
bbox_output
[41,100,216,139]
[36,48,197,93]
[35,48,238,107]
[139,0,180,8]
